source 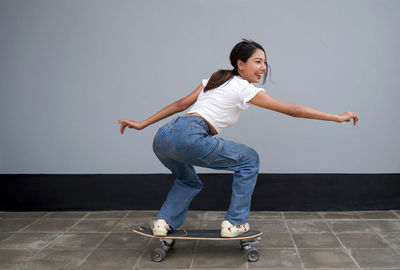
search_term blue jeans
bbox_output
[153,115,260,230]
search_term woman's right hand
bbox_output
[118,119,145,134]
[337,112,359,126]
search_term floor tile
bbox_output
[125,210,158,219]
[85,211,128,219]
[112,218,150,233]
[337,233,391,248]
[292,233,342,248]
[321,211,360,219]
[0,249,39,269]
[365,220,400,232]
[357,211,399,219]
[21,219,79,233]
[21,249,91,270]
[248,249,302,269]
[349,248,400,268]
[1,212,48,219]
[97,233,148,249]
[47,233,107,249]
[0,233,12,243]
[250,219,288,233]
[77,248,141,270]
[298,248,357,268]
[204,211,226,220]
[249,211,283,219]
[380,232,400,249]
[192,245,248,269]
[114,217,157,232]
[68,219,120,233]
[46,212,88,219]
[283,212,323,219]
[286,220,331,234]
[0,219,36,232]
[0,233,59,249]
[185,211,206,220]
[326,220,375,233]
[256,232,294,248]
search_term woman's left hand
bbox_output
[118,119,145,134]
[337,112,359,126]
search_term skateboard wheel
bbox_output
[246,248,259,262]
[151,247,166,262]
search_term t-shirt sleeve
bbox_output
[238,84,265,109]
[202,78,209,87]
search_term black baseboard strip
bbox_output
[0,174,399,211]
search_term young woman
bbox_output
[118,39,359,238]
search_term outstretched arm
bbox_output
[248,91,359,125]
[118,83,203,134]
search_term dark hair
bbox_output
[204,39,270,92]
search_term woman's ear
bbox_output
[237,59,244,71]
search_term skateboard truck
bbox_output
[240,237,261,262]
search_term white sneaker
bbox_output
[221,220,250,238]
[152,219,171,236]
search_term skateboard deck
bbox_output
[132,225,262,240]
[132,225,262,262]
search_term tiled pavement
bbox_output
[0,210,400,269]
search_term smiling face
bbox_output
[237,48,267,83]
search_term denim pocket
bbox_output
[166,126,195,154]
[199,138,244,168]
[218,147,241,161]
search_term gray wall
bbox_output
[1,0,399,174]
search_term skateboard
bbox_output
[132,225,263,262]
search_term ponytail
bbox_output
[204,69,238,92]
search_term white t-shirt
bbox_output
[187,75,265,134]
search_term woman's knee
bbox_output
[243,146,260,170]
